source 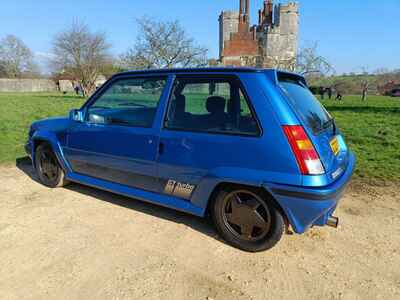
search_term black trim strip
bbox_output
[69,159,162,193]
[271,185,346,201]
[25,143,32,155]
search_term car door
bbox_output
[156,75,262,201]
[64,75,170,193]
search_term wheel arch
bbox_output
[204,181,290,230]
[31,131,71,172]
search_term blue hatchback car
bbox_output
[26,68,355,252]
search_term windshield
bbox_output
[278,75,333,133]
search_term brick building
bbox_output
[219,0,299,69]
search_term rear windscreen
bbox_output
[278,74,332,134]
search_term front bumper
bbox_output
[25,141,32,158]
[265,151,356,233]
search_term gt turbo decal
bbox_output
[164,180,177,194]
[164,179,195,200]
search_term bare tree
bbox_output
[0,64,6,77]
[358,67,370,101]
[51,22,111,96]
[360,80,369,101]
[296,43,334,77]
[0,35,37,78]
[120,17,208,70]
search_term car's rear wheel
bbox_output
[35,143,68,188]
[211,186,285,252]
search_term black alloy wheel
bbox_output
[222,190,271,241]
[35,144,68,188]
[212,186,285,252]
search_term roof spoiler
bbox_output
[264,70,308,87]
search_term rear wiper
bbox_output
[332,118,337,135]
[323,118,336,135]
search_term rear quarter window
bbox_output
[278,74,332,133]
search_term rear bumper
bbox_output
[265,151,356,233]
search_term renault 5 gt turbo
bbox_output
[25,68,355,252]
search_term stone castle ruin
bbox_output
[219,0,299,68]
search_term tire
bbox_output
[211,186,285,252]
[35,143,69,188]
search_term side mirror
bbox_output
[69,109,84,122]
[88,113,107,124]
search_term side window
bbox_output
[87,77,167,128]
[166,77,260,136]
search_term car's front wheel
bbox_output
[35,143,69,188]
[211,186,285,252]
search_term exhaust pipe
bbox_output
[327,216,339,228]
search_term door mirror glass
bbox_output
[69,109,84,122]
[88,113,108,124]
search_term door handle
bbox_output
[158,142,164,155]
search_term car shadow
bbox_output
[16,157,41,183]
[16,156,222,244]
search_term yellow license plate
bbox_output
[330,137,340,156]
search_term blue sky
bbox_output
[1,0,399,74]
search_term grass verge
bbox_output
[0,92,399,183]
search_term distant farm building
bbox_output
[378,81,400,96]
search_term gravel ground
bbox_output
[0,162,399,300]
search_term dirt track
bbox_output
[1,161,399,299]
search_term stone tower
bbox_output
[218,0,260,66]
[261,2,299,68]
[219,0,299,69]
[219,11,239,59]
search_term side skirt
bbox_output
[66,172,205,217]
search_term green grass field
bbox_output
[0,92,399,183]
[0,93,86,164]
[321,95,400,182]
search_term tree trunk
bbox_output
[362,90,367,101]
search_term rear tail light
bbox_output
[282,125,325,175]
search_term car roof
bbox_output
[116,67,270,76]
[111,67,305,85]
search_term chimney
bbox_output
[264,0,274,25]
[238,0,249,31]
[245,0,250,23]
[239,0,244,22]
[269,1,274,24]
